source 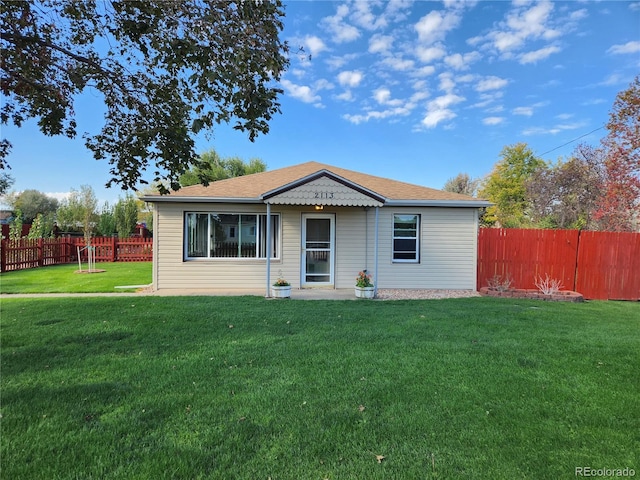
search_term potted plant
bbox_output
[355,270,375,299]
[271,272,291,298]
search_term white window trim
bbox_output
[183,212,281,261]
[392,213,420,263]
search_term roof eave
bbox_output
[140,196,262,204]
[141,196,492,208]
[384,199,492,208]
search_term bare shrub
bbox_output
[535,274,564,295]
[487,274,513,292]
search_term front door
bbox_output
[301,214,335,287]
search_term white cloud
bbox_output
[519,45,561,64]
[421,92,466,128]
[369,34,394,54]
[422,108,457,128]
[478,1,571,61]
[570,9,588,21]
[475,76,509,92]
[410,90,430,103]
[343,104,414,125]
[444,51,482,70]
[438,73,456,93]
[291,68,307,79]
[607,41,640,55]
[471,92,503,109]
[281,79,321,104]
[351,1,388,31]
[599,72,628,86]
[483,116,504,126]
[335,90,355,102]
[443,0,478,8]
[485,104,504,114]
[325,53,359,70]
[415,45,447,63]
[373,88,392,104]
[372,88,404,107]
[46,192,72,202]
[321,4,361,43]
[412,66,437,77]
[581,98,607,106]
[415,10,461,45]
[314,79,334,92]
[505,2,556,44]
[522,121,586,136]
[303,36,327,57]
[337,70,364,87]
[381,56,415,71]
[513,106,534,116]
[456,74,476,84]
[428,93,465,110]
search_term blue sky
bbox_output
[2,0,639,207]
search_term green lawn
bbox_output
[0,262,152,293]
[1,297,638,479]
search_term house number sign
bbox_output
[314,191,335,199]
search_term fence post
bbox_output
[111,236,117,262]
[38,238,44,267]
[1,239,6,273]
[573,230,582,293]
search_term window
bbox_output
[393,214,419,262]
[185,213,279,259]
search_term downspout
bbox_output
[265,202,272,298]
[364,207,369,271]
[374,206,379,297]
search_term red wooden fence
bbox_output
[0,237,152,272]
[478,228,640,301]
[575,231,640,301]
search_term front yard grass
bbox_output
[1,297,638,479]
[0,262,152,293]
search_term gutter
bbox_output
[140,196,263,204]
[384,199,492,208]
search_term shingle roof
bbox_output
[145,161,488,205]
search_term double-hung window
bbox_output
[185,213,279,259]
[393,214,419,262]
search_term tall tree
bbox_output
[9,189,59,223]
[114,195,139,237]
[97,201,116,236]
[526,146,603,229]
[479,143,546,227]
[443,173,478,197]
[1,0,289,193]
[56,185,98,243]
[593,151,640,231]
[179,149,267,187]
[605,75,640,171]
[8,208,23,239]
[594,76,640,231]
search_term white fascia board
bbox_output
[140,196,262,204]
[384,199,492,208]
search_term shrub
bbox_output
[535,274,564,295]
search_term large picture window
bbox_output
[185,213,279,259]
[393,214,419,262]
